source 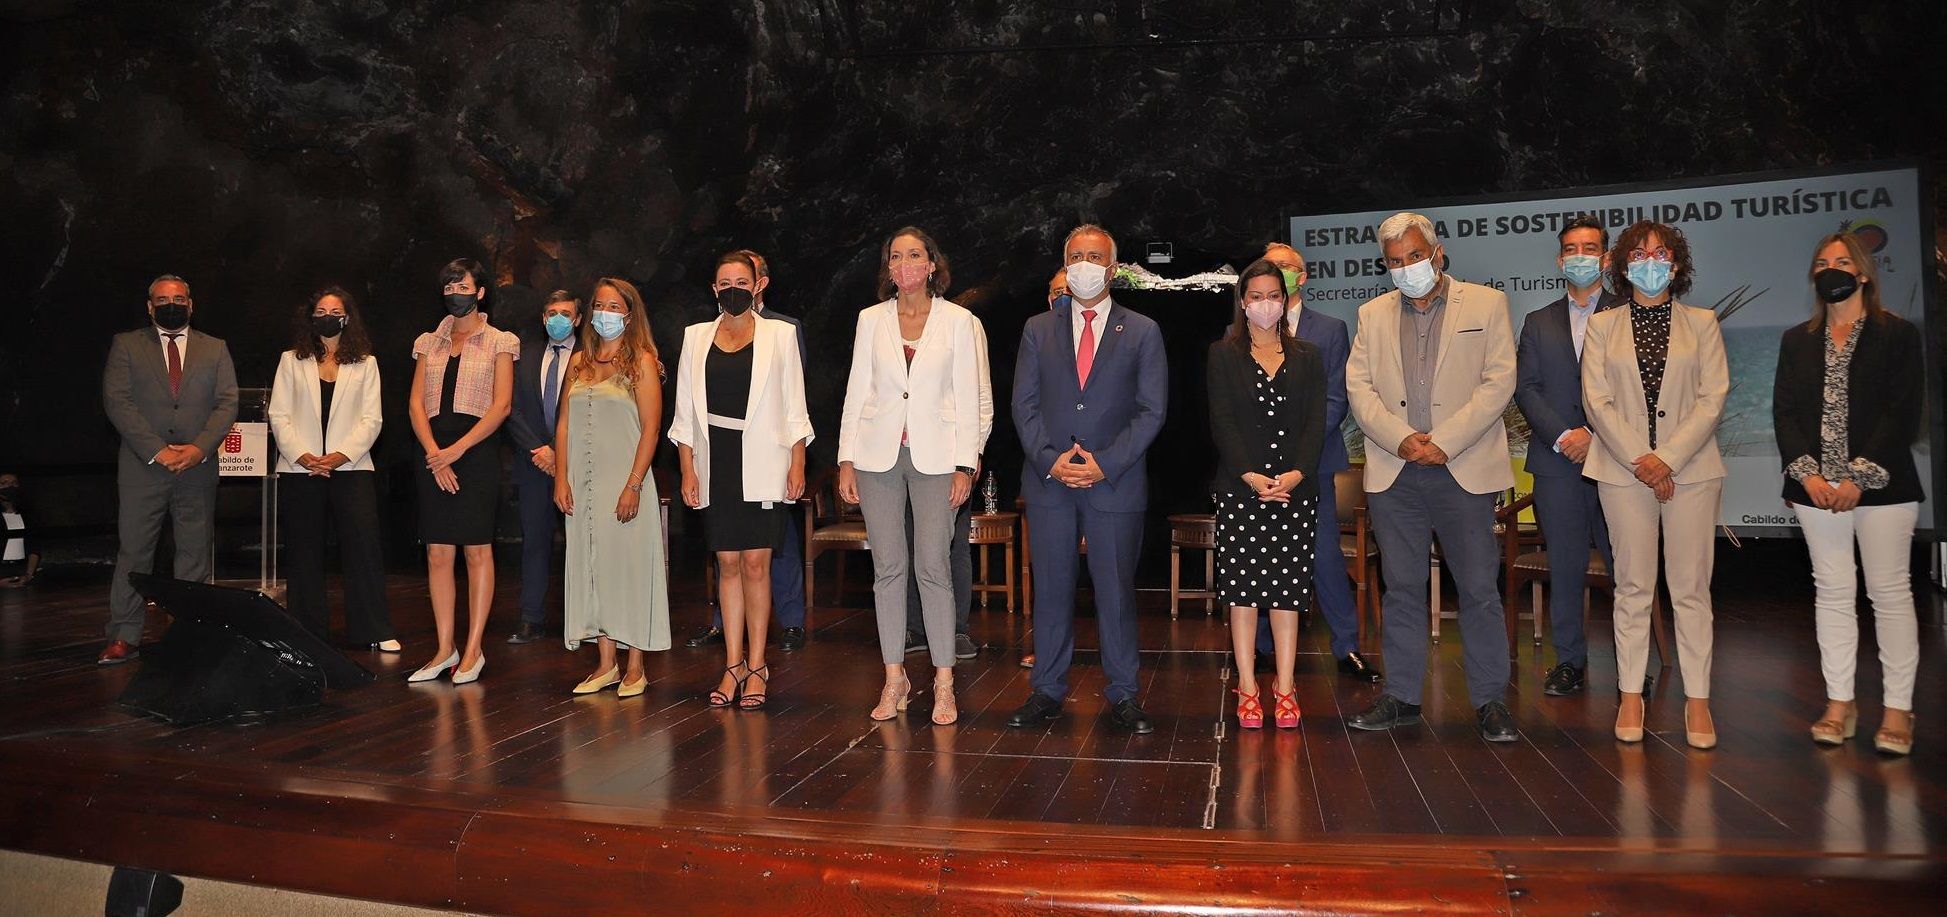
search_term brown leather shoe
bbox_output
[98,640,139,666]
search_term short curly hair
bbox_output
[1607,220,1694,300]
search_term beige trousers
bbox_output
[1598,478,1722,698]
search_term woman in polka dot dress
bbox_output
[1206,259,1328,730]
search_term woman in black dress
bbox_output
[670,251,813,709]
[406,258,518,684]
[1206,258,1326,730]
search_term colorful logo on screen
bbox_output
[1839,219,1889,253]
[223,429,243,454]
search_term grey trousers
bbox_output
[856,446,957,668]
[906,497,973,638]
[109,459,218,643]
[1369,463,1508,707]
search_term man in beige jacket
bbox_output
[1344,212,1520,743]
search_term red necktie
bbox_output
[1076,310,1097,388]
[165,333,183,397]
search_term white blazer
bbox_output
[1345,279,1517,495]
[837,297,984,475]
[667,315,814,509]
[1580,302,1728,487]
[267,351,384,473]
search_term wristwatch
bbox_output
[955,465,976,476]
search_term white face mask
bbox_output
[1244,300,1284,330]
[1389,258,1439,299]
[1065,260,1108,301]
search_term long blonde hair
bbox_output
[1804,231,1884,332]
[577,277,660,382]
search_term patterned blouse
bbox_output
[1629,303,1672,447]
[412,315,520,418]
[1785,322,1890,489]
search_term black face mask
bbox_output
[717,287,754,317]
[1813,267,1859,305]
[312,315,347,339]
[152,303,190,331]
[443,291,479,317]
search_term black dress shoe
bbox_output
[1337,651,1384,684]
[1006,693,1062,728]
[1108,698,1155,734]
[506,622,545,645]
[685,625,725,648]
[1348,695,1422,731]
[1478,701,1519,743]
[1542,662,1585,696]
[779,626,806,651]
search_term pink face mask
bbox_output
[891,260,930,293]
[1244,299,1284,330]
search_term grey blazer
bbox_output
[102,327,240,482]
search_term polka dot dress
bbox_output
[1216,361,1317,611]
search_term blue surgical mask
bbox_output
[543,313,575,342]
[590,311,626,340]
[1389,258,1439,299]
[1560,254,1602,288]
[1625,258,1673,297]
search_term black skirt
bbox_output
[702,424,785,553]
[417,412,501,545]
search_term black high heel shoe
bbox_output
[739,664,771,710]
[708,661,749,708]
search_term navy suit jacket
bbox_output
[1515,291,1621,478]
[505,333,578,486]
[1289,307,1350,474]
[1013,296,1168,512]
[758,305,810,369]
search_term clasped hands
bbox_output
[1630,453,1676,502]
[1395,433,1448,466]
[296,452,350,477]
[1049,445,1105,489]
[153,444,206,473]
[1799,474,1862,512]
[1241,470,1305,503]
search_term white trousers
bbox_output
[1792,501,1920,710]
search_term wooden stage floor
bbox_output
[2,542,1944,914]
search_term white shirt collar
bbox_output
[1284,301,1304,332]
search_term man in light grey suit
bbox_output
[1343,213,1520,743]
[99,275,239,664]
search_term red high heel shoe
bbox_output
[1234,688,1264,729]
[1273,689,1301,729]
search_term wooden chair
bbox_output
[1335,465,1381,644]
[1167,513,1217,618]
[969,511,1020,613]
[1501,491,1671,665]
[803,467,869,612]
[1428,488,1541,643]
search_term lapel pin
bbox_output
[1114,324,1124,333]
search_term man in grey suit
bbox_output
[1344,213,1520,743]
[99,275,239,664]
[1515,215,1619,696]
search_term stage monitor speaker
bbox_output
[106,867,183,917]
[118,574,375,726]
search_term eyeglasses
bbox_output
[1628,248,1673,263]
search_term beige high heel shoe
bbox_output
[870,676,911,721]
[1874,709,1914,756]
[1684,703,1717,750]
[932,679,958,726]
[1810,701,1857,745]
[1614,692,1646,743]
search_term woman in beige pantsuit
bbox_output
[1581,220,1728,750]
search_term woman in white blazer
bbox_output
[837,227,984,726]
[266,287,396,650]
[670,251,813,710]
[1581,221,1728,750]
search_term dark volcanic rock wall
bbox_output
[2,0,1942,537]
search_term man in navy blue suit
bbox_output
[1007,225,1169,734]
[1251,243,1383,683]
[505,290,581,644]
[1514,215,1619,695]
[684,249,813,652]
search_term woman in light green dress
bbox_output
[553,277,671,697]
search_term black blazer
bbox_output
[1206,338,1327,499]
[504,333,577,484]
[1772,312,1925,506]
